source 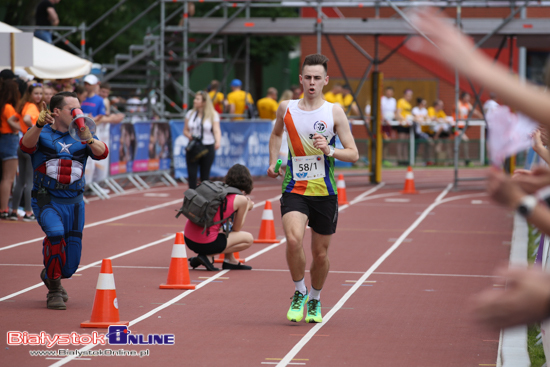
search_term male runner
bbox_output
[267,54,359,323]
[20,92,108,310]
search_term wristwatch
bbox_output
[517,195,537,217]
[327,146,335,157]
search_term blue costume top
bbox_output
[20,125,108,198]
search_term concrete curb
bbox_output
[499,213,530,367]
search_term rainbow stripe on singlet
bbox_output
[281,100,337,196]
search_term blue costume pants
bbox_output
[32,198,85,279]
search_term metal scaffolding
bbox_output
[15,0,550,186]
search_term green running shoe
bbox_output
[305,299,322,323]
[287,291,308,322]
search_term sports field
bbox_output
[0,168,510,367]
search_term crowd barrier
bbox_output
[84,120,354,199]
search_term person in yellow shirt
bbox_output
[341,85,359,117]
[395,89,413,164]
[257,87,279,120]
[428,99,452,163]
[324,84,343,106]
[290,85,302,100]
[208,80,225,114]
[226,79,254,120]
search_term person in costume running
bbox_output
[20,92,108,310]
[267,54,359,323]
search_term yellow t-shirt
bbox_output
[396,98,412,119]
[208,91,224,113]
[324,91,343,106]
[227,90,254,120]
[428,107,446,119]
[256,97,278,120]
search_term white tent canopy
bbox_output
[0,21,91,80]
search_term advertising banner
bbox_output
[110,122,172,176]
[171,121,272,179]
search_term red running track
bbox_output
[0,168,510,367]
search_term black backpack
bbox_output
[176,180,242,235]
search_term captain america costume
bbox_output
[20,124,108,280]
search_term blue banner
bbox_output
[110,122,172,176]
[170,121,272,179]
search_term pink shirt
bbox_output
[184,194,237,243]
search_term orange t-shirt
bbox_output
[20,102,40,133]
[0,104,19,134]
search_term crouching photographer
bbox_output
[181,164,255,271]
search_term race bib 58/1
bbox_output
[292,155,325,181]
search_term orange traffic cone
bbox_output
[81,259,128,328]
[160,233,196,290]
[254,201,280,244]
[214,252,245,264]
[337,174,349,205]
[401,166,419,194]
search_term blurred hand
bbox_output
[471,267,550,329]
[512,166,550,194]
[408,8,479,77]
[487,168,525,208]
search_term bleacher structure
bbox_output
[17,0,550,189]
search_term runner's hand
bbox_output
[312,133,329,155]
[267,164,280,178]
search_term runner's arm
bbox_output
[267,101,288,178]
[331,104,359,163]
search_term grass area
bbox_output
[527,224,547,367]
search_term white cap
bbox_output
[83,74,99,85]
[14,68,34,81]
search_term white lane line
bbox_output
[0,199,180,251]
[275,183,453,367]
[0,192,281,252]
[0,236,175,302]
[48,270,230,367]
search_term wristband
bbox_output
[87,138,94,145]
[35,122,45,129]
[517,195,537,217]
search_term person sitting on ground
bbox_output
[428,99,452,162]
[185,164,255,271]
[257,87,279,120]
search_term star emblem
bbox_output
[58,142,73,154]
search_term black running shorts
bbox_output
[280,193,338,235]
[185,233,227,255]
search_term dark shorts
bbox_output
[392,125,410,134]
[280,193,338,235]
[185,233,227,255]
